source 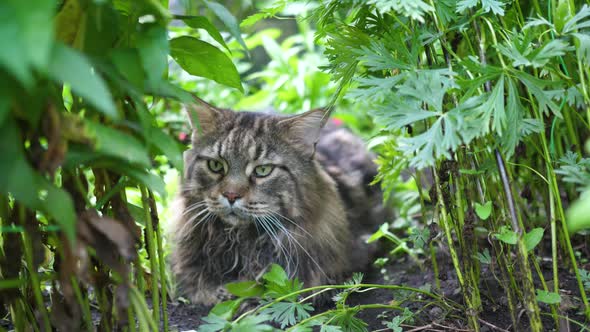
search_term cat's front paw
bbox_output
[189,287,228,306]
[216,286,233,302]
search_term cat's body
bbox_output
[170,99,387,305]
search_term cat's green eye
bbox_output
[254,165,274,178]
[207,159,225,174]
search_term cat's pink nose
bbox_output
[223,191,242,204]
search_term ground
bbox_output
[165,251,588,331]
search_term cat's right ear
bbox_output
[185,96,224,138]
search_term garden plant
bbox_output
[1,0,590,331]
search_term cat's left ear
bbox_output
[278,108,329,156]
[185,96,226,138]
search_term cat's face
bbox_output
[182,99,326,227]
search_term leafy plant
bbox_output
[0,0,246,330]
[311,0,590,330]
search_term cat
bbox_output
[169,97,388,305]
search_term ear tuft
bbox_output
[279,108,329,155]
[185,96,224,138]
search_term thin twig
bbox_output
[478,318,510,332]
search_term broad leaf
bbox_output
[495,226,517,245]
[536,290,561,304]
[48,43,118,119]
[226,281,264,297]
[261,301,314,329]
[169,36,243,92]
[524,228,544,252]
[83,120,151,168]
[0,118,76,244]
[210,299,244,320]
[137,25,169,86]
[475,201,492,220]
[180,15,230,52]
[204,0,248,52]
[263,264,289,286]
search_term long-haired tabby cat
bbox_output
[170,98,388,305]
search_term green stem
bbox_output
[72,277,94,331]
[154,208,169,331]
[19,206,51,332]
[140,186,160,327]
[288,304,404,331]
[432,165,479,331]
[233,283,458,324]
[494,149,543,331]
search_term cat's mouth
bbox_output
[215,207,254,226]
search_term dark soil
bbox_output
[165,252,589,331]
[1,251,586,331]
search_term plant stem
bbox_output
[433,165,479,331]
[140,185,160,327]
[494,149,543,331]
[19,206,52,332]
[233,283,458,324]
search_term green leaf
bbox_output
[137,25,169,86]
[225,281,264,298]
[110,48,146,89]
[367,0,433,22]
[567,190,590,233]
[134,102,184,171]
[210,299,244,320]
[524,228,544,252]
[475,201,492,220]
[197,314,229,332]
[409,227,429,250]
[261,302,314,329]
[0,3,32,87]
[475,248,492,264]
[0,118,76,245]
[495,226,517,245]
[9,0,54,70]
[562,4,590,34]
[180,15,230,52]
[232,314,274,332]
[148,127,184,171]
[48,43,118,119]
[118,166,167,198]
[204,0,248,53]
[367,222,389,243]
[456,0,478,13]
[82,4,119,56]
[536,290,561,304]
[169,36,243,92]
[263,264,289,286]
[481,0,505,16]
[84,120,151,168]
[241,2,286,28]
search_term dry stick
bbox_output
[478,318,510,332]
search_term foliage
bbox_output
[310,0,590,330]
[198,264,436,332]
[0,0,246,330]
[3,0,590,331]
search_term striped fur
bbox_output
[169,100,386,304]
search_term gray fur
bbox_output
[169,99,386,304]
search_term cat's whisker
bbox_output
[265,214,328,279]
[264,210,312,239]
[182,201,207,216]
[182,208,213,234]
[258,216,294,276]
